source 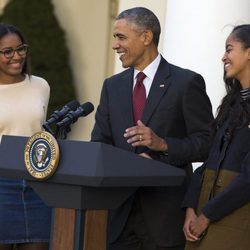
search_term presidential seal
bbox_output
[24,131,59,180]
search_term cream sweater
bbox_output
[0,75,50,142]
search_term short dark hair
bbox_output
[0,23,31,75]
[116,7,161,46]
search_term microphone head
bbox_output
[43,100,80,134]
[80,102,94,116]
[55,101,94,129]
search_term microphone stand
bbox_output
[43,122,72,139]
[43,123,70,140]
[56,125,71,140]
[43,123,57,138]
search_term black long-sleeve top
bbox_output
[183,96,250,222]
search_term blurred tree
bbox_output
[0,0,76,116]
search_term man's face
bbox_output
[112,19,147,70]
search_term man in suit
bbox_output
[91,7,214,250]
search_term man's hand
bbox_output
[124,120,168,152]
[139,152,152,159]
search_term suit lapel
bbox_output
[142,58,171,124]
[117,69,135,128]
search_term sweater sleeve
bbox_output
[202,151,250,221]
[182,164,205,209]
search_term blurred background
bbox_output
[0,0,249,141]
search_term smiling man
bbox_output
[91,7,214,250]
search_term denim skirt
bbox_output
[0,177,52,244]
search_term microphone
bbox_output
[43,100,80,132]
[56,102,94,128]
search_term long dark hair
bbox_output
[215,24,250,132]
[0,23,31,75]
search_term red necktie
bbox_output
[132,72,146,123]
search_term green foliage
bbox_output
[0,0,76,116]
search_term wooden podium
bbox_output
[0,135,185,250]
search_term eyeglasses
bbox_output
[0,44,28,59]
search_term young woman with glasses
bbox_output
[0,23,51,250]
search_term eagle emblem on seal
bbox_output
[33,143,49,168]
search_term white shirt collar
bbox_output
[133,54,161,97]
[133,54,161,81]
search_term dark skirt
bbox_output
[0,177,52,244]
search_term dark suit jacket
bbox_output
[91,57,214,246]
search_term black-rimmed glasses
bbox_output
[0,44,28,59]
